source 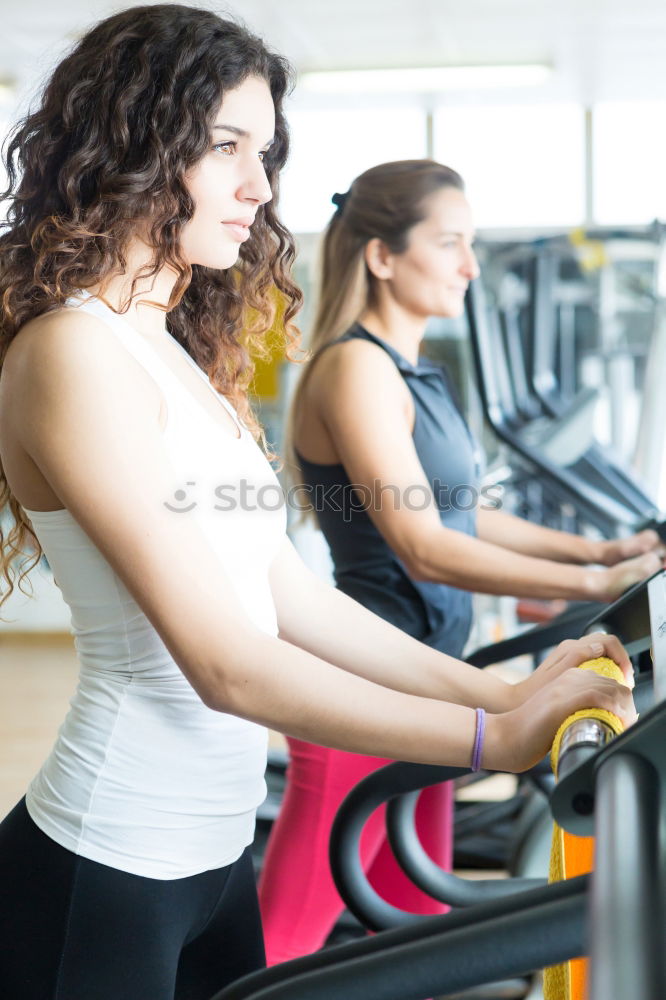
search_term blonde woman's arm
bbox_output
[476,506,662,566]
[269,533,635,712]
[309,339,660,603]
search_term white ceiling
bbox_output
[1,0,666,114]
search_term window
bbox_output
[593,101,666,224]
[279,106,427,233]
[433,103,586,228]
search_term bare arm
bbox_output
[311,341,660,603]
[8,312,634,773]
[477,506,598,563]
[270,535,512,712]
[477,506,662,567]
[270,534,638,722]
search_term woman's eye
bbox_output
[212,142,268,162]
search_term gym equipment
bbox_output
[466,274,663,538]
[544,656,626,1000]
[212,570,666,1000]
[548,573,666,999]
[466,223,666,541]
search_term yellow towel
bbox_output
[542,657,626,1000]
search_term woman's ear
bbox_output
[364,238,394,281]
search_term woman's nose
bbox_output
[462,246,480,280]
[239,156,273,206]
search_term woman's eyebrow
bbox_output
[438,230,476,239]
[212,123,275,145]
[213,123,249,136]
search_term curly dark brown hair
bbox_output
[0,3,302,612]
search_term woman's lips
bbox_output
[221,222,251,242]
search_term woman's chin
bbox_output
[440,296,466,319]
[190,246,242,272]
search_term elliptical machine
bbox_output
[214,571,666,1000]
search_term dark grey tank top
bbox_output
[297,324,481,659]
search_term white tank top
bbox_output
[23,292,286,878]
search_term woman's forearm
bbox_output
[270,538,514,713]
[276,577,514,713]
[216,627,486,767]
[476,507,598,564]
[407,524,599,601]
[205,623,636,776]
[257,543,635,774]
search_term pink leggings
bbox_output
[258,736,454,966]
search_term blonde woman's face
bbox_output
[388,187,479,319]
[181,75,275,270]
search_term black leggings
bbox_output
[0,798,265,1000]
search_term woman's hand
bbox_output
[510,632,634,707]
[486,638,637,772]
[594,550,663,601]
[486,666,636,772]
[595,529,665,568]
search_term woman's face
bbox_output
[181,75,275,270]
[385,186,479,319]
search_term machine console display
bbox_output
[647,570,666,705]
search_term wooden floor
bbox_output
[0,633,79,813]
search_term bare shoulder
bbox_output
[315,335,399,378]
[0,307,267,710]
[2,307,162,437]
[308,336,406,408]
[6,306,132,379]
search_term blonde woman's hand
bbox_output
[595,550,662,602]
[595,528,665,567]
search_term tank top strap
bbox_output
[64,291,178,393]
[333,324,409,372]
[337,323,481,469]
[333,323,446,379]
[63,291,243,436]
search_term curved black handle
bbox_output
[328,761,467,930]
[386,790,545,905]
[467,600,603,668]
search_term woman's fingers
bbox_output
[541,632,633,685]
[506,661,636,773]
[561,669,637,725]
[633,528,662,554]
[609,529,664,563]
[584,631,633,682]
[606,551,662,600]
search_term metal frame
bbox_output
[213,877,589,1000]
[466,275,661,534]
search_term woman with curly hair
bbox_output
[0,6,635,999]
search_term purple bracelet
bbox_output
[471,707,486,772]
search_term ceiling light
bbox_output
[298,64,552,95]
